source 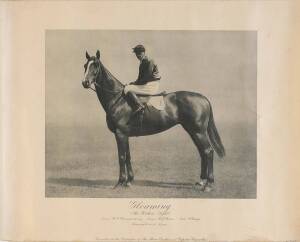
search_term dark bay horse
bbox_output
[82,50,225,192]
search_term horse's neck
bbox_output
[95,75,123,113]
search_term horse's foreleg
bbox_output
[125,140,134,186]
[114,129,128,188]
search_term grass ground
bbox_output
[46,121,256,198]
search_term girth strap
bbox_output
[136,91,167,97]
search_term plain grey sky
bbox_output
[46,30,256,128]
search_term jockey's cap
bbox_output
[132,44,145,53]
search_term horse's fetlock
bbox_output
[127,174,134,182]
[204,147,214,155]
[207,176,214,183]
[118,176,126,183]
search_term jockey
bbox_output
[124,44,161,115]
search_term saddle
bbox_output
[136,91,167,110]
[127,91,167,129]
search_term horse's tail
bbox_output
[207,107,225,158]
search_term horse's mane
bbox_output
[99,62,124,87]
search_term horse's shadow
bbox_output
[47,177,195,190]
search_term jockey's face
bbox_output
[135,51,145,61]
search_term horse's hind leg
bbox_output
[184,128,214,192]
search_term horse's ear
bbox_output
[96,50,100,59]
[86,51,90,60]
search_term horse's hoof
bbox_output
[204,183,214,192]
[194,182,202,187]
[194,183,204,191]
[125,182,132,187]
[113,181,126,189]
[194,180,207,191]
[113,184,120,189]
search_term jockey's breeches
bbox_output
[124,81,160,95]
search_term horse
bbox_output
[81,50,225,192]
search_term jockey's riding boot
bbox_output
[126,91,145,115]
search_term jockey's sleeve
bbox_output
[147,59,155,77]
[136,59,155,84]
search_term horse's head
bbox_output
[82,50,101,88]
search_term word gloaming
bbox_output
[129,200,171,212]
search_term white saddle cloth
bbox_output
[148,96,165,110]
[124,82,165,110]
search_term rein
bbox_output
[94,81,123,94]
[88,82,123,94]
[87,62,125,112]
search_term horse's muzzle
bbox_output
[82,80,90,89]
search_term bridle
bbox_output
[86,59,125,112]
[87,60,123,94]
